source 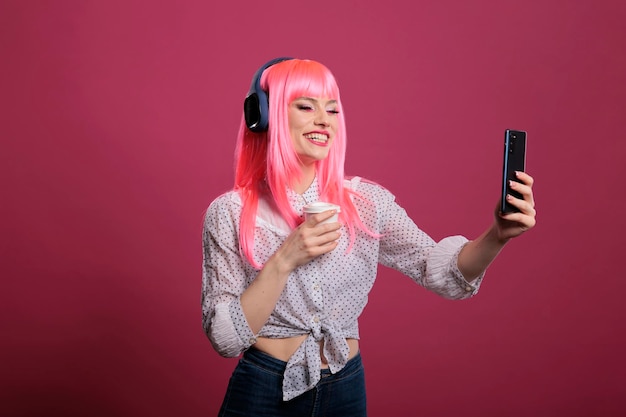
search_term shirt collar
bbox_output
[287,177,320,214]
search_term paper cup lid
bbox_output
[303,201,341,213]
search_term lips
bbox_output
[304,133,329,145]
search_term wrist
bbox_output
[488,222,511,247]
[266,250,295,278]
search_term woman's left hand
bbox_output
[495,171,537,241]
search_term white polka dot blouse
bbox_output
[202,176,483,401]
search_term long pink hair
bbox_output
[235,59,375,268]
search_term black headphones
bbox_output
[244,57,294,132]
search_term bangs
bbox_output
[282,60,340,102]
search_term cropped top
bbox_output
[202,177,484,400]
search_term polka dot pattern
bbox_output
[201,176,483,400]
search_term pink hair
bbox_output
[235,59,376,268]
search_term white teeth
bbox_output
[304,133,328,143]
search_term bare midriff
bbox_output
[254,336,359,369]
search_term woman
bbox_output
[202,58,536,416]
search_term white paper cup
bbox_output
[303,202,341,224]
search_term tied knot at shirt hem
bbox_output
[282,329,352,401]
[202,177,487,400]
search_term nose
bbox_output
[314,109,330,126]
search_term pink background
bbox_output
[2,1,625,416]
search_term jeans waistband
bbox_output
[243,347,288,374]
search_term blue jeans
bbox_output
[218,347,367,417]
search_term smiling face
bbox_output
[288,96,339,168]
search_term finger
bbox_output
[294,220,341,246]
[307,228,342,247]
[296,233,341,260]
[509,179,535,208]
[279,235,335,267]
[306,210,339,226]
[500,210,537,231]
[514,171,534,187]
[501,194,537,221]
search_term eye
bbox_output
[326,109,340,115]
[297,104,314,111]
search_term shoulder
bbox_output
[207,190,242,213]
[204,190,242,227]
[344,176,396,203]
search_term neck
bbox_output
[292,164,316,194]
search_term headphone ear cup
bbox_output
[244,93,264,132]
[243,57,293,132]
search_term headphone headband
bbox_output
[244,57,294,132]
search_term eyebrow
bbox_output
[296,97,338,106]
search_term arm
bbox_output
[371,181,480,300]
[458,171,536,281]
[202,194,342,356]
[240,209,342,333]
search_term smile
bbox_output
[304,133,329,145]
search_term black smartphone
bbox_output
[500,129,527,213]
